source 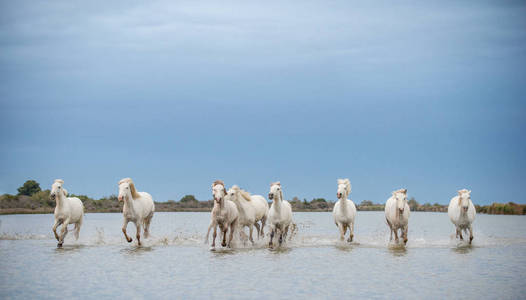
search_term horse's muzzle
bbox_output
[268,194,273,200]
[337,193,342,199]
[50,194,56,200]
[118,195,123,202]
[399,208,404,214]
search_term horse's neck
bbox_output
[56,195,66,210]
[236,196,249,213]
[124,193,137,213]
[273,197,282,212]
[339,193,348,210]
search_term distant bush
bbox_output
[17,180,41,196]
[180,195,198,203]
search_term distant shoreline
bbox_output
[1,207,524,215]
[2,188,525,216]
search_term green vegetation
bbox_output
[1,180,524,215]
[17,180,41,196]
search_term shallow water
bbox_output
[1,212,525,299]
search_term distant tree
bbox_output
[311,198,326,203]
[360,200,373,206]
[408,197,419,210]
[180,195,198,203]
[17,180,41,196]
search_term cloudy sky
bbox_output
[1,0,525,204]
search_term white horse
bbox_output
[205,180,238,248]
[118,178,154,246]
[385,188,410,245]
[267,182,293,248]
[225,185,268,243]
[250,192,269,238]
[332,178,356,242]
[448,189,476,244]
[51,179,84,247]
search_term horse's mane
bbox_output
[119,178,141,199]
[231,185,252,201]
[392,188,407,196]
[457,189,470,205]
[213,180,225,189]
[54,179,67,196]
[337,178,351,195]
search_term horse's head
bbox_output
[392,188,407,214]
[50,179,67,201]
[268,182,282,201]
[337,179,351,200]
[211,180,227,204]
[118,178,139,202]
[458,189,471,214]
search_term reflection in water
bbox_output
[54,244,85,254]
[388,244,407,257]
[452,244,474,254]
[334,242,356,252]
[120,246,154,256]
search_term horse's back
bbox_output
[67,197,84,222]
[138,192,155,215]
[251,195,269,219]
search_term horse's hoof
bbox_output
[222,242,227,247]
[57,243,63,248]
[269,243,273,248]
[404,239,408,245]
[127,238,132,243]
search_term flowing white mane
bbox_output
[457,189,471,205]
[337,178,351,195]
[119,177,141,199]
[231,185,251,201]
[54,179,68,196]
[392,188,407,196]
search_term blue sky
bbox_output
[1,0,525,205]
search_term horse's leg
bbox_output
[122,219,132,243]
[221,224,228,247]
[458,227,464,240]
[338,223,345,241]
[227,219,237,248]
[403,226,408,245]
[348,222,354,243]
[393,227,399,243]
[74,223,80,240]
[212,225,218,248]
[75,214,83,240]
[143,215,152,238]
[254,222,261,240]
[52,219,61,241]
[205,220,215,244]
[386,218,394,241]
[282,225,290,243]
[58,219,70,247]
[136,222,142,246]
[269,227,275,248]
[248,224,254,244]
[469,225,473,244]
[260,216,267,237]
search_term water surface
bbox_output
[1,212,525,299]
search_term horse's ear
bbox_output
[401,189,407,194]
[457,190,463,196]
[62,189,68,197]
[468,190,472,195]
